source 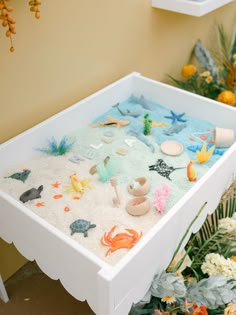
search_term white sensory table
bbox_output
[1,73,236,315]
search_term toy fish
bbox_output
[6,169,31,183]
[129,94,154,110]
[112,103,140,118]
[128,129,155,153]
[89,116,130,128]
[149,159,185,180]
[187,144,225,156]
[151,121,168,127]
[164,123,186,136]
[187,161,197,182]
[20,185,43,203]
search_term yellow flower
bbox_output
[181,64,197,78]
[205,76,213,84]
[233,54,236,61]
[200,71,210,77]
[224,303,236,315]
[217,90,236,106]
[161,296,176,304]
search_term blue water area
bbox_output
[92,95,233,167]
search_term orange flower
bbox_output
[190,305,208,315]
[230,256,236,262]
[217,90,236,106]
[181,64,197,78]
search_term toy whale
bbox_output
[128,94,154,110]
[112,103,140,118]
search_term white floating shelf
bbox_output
[152,0,233,16]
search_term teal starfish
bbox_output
[164,110,187,125]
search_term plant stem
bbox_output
[171,202,207,263]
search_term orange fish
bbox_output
[187,161,197,182]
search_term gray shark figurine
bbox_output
[112,103,140,118]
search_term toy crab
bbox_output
[100,225,142,256]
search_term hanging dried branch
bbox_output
[0,0,42,52]
[0,0,16,52]
[28,0,41,20]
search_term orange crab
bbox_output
[100,225,142,256]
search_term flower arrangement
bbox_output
[169,25,236,107]
[0,0,42,52]
[130,177,236,315]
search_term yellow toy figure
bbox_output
[66,173,92,197]
[195,142,215,163]
[187,161,197,182]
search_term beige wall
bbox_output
[0,0,236,280]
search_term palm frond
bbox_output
[217,24,229,61]
[229,24,236,62]
[194,39,218,79]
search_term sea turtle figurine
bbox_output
[19,185,43,203]
[70,219,96,237]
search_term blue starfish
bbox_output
[164,110,187,125]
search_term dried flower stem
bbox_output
[0,0,15,52]
[28,0,41,19]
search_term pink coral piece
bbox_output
[153,184,170,214]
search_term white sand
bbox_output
[0,126,211,265]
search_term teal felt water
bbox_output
[91,95,232,167]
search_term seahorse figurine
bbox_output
[187,161,197,182]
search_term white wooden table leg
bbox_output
[0,275,9,303]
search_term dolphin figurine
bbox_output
[112,103,140,118]
[163,123,186,136]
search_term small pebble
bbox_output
[103,131,114,137]
[102,137,113,144]
[116,148,128,156]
